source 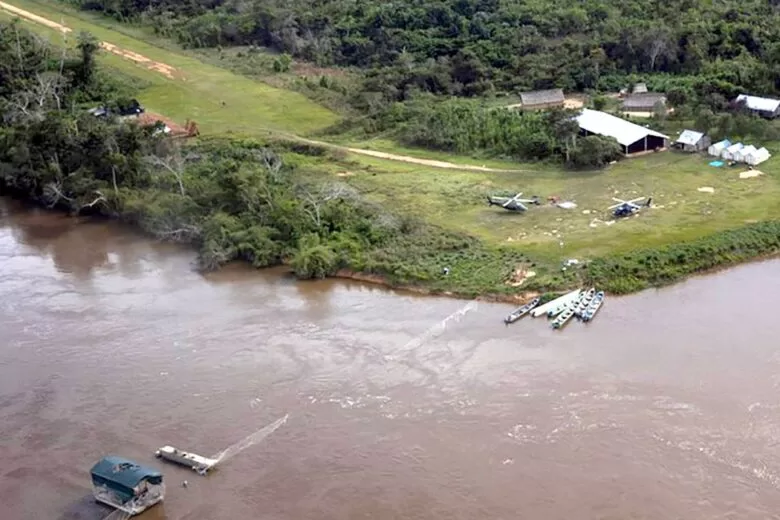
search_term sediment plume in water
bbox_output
[211,414,289,465]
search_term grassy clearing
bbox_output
[343,151,780,266]
[0,0,337,135]
[5,0,780,295]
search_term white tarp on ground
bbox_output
[746,147,771,166]
[708,139,730,157]
[734,145,757,163]
[575,109,668,147]
[722,142,744,160]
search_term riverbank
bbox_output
[3,6,780,300]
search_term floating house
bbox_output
[708,139,730,157]
[674,130,711,152]
[575,108,669,155]
[746,147,771,166]
[722,142,744,161]
[90,456,165,516]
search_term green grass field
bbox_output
[0,0,337,136]
[346,151,780,264]
[4,0,780,293]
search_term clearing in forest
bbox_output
[0,0,338,135]
[0,1,180,79]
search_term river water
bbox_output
[2,197,780,520]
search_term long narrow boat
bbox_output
[573,288,596,318]
[551,305,576,329]
[547,297,577,318]
[504,297,541,324]
[549,288,590,318]
[531,289,580,318]
[581,291,605,322]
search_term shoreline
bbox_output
[333,268,543,305]
[3,193,780,304]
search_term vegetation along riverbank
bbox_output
[3,0,780,298]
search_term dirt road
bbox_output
[0,1,180,79]
[0,1,529,173]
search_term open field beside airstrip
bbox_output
[5,0,780,295]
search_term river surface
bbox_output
[3,197,780,520]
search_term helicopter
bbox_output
[487,193,541,212]
[608,197,652,218]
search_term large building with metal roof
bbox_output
[735,94,780,119]
[575,109,669,155]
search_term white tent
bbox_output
[722,142,744,160]
[746,147,771,166]
[734,144,757,163]
[708,139,730,157]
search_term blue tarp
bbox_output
[90,456,162,502]
[709,160,724,167]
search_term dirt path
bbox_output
[1,1,531,173]
[0,1,180,79]
[342,147,525,172]
[286,136,530,172]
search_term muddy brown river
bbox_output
[3,197,780,520]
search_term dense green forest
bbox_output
[56,0,780,164]
[0,20,532,295]
[65,0,780,100]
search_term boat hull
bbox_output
[155,446,218,475]
[582,292,605,322]
[93,484,164,516]
[504,298,540,324]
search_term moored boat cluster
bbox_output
[503,288,605,329]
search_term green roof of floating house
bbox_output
[90,456,163,502]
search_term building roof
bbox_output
[633,83,648,93]
[520,88,565,106]
[737,144,757,156]
[90,456,163,491]
[676,130,705,146]
[575,109,669,147]
[736,94,780,113]
[622,93,666,110]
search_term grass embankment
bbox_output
[4,0,780,297]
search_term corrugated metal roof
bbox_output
[520,88,564,106]
[676,130,705,146]
[736,94,780,113]
[575,109,669,147]
[633,83,648,93]
[91,456,163,491]
[622,93,666,109]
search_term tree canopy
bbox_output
[63,0,780,98]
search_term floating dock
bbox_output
[155,446,219,475]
